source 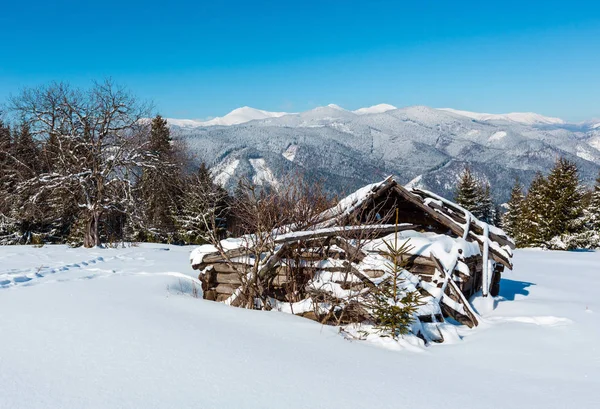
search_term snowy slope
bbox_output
[177,105,600,201]
[1,245,599,409]
[439,108,566,125]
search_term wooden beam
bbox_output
[429,255,479,328]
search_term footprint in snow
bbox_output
[13,276,32,283]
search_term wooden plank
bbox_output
[276,224,419,245]
[424,200,514,250]
[393,185,512,269]
[429,255,479,328]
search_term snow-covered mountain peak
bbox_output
[438,108,565,125]
[325,103,345,110]
[201,106,289,126]
[353,103,397,115]
[168,106,289,128]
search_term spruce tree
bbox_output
[13,122,39,180]
[521,172,547,247]
[149,115,172,154]
[177,163,230,244]
[575,171,600,249]
[503,178,525,246]
[137,114,183,241]
[0,120,18,243]
[455,166,483,218]
[544,158,585,243]
[588,172,600,232]
[479,182,494,224]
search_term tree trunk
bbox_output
[83,211,100,248]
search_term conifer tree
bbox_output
[588,171,600,232]
[0,120,11,182]
[479,182,494,224]
[521,172,547,247]
[503,178,525,246]
[493,204,503,228]
[544,158,585,242]
[455,166,483,218]
[137,114,183,241]
[12,122,39,180]
[0,120,18,243]
[177,163,230,244]
[363,212,422,338]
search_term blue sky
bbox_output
[1,0,599,121]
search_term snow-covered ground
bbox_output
[1,245,598,408]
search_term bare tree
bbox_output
[9,80,153,247]
[201,174,335,309]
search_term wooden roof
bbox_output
[308,176,514,269]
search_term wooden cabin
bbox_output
[190,177,514,342]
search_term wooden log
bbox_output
[212,263,245,274]
[202,247,249,263]
[204,290,217,301]
[214,284,236,294]
[216,272,242,285]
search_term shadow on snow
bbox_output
[498,278,535,301]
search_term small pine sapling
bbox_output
[365,209,422,338]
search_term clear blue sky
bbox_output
[1,0,599,121]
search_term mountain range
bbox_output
[171,104,600,203]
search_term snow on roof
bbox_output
[191,177,514,269]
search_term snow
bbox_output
[211,158,240,186]
[353,103,397,115]
[165,118,209,128]
[282,144,298,161]
[488,130,507,141]
[363,230,481,270]
[314,178,389,226]
[1,245,599,408]
[439,108,566,125]
[190,237,246,266]
[404,174,423,189]
[168,106,290,127]
[249,158,279,188]
[576,146,596,162]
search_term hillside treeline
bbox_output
[454,159,600,250]
[0,81,228,247]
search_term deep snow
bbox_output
[1,245,598,409]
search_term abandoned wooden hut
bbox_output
[190,176,515,342]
